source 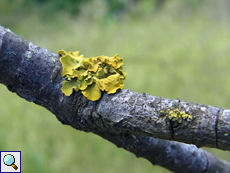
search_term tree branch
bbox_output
[1,25,230,172]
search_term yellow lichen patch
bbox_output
[98,54,123,69]
[59,50,84,76]
[82,83,101,101]
[96,73,124,94]
[59,50,126,101]
[82,57,100,72]
[96,67,106,79]
[72,69,88,80]
[78,75,93,90]
[162,108,193,123]
[61,78,79,96]
[104,65,117,74]
[117,67,126,77]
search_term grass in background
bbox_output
[1,1,230,172]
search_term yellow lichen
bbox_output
[58,50,127,101]
[160,108,193,123]
[59,50,84,76]
[61,78,79,96]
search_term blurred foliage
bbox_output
[0,0,88,14]
[0,0,207,23]
[1,0,230,173]
[26,0,89,15]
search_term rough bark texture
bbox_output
[1,25,230,173]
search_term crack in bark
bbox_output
[170,120,175,140]
[97,112,106,128]
[215,108,222,148]
[93,99,106,129]
[95,99,106,129]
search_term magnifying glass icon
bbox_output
[3,154,18,170]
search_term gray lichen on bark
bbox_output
[1,25,230,173]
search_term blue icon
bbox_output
[3,154,18,170]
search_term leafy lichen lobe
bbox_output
[59,50,127,101]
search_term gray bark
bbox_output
[1,25,230,173]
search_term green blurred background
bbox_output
[1,0,230,172]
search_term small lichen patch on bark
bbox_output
[159,108,194,124]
